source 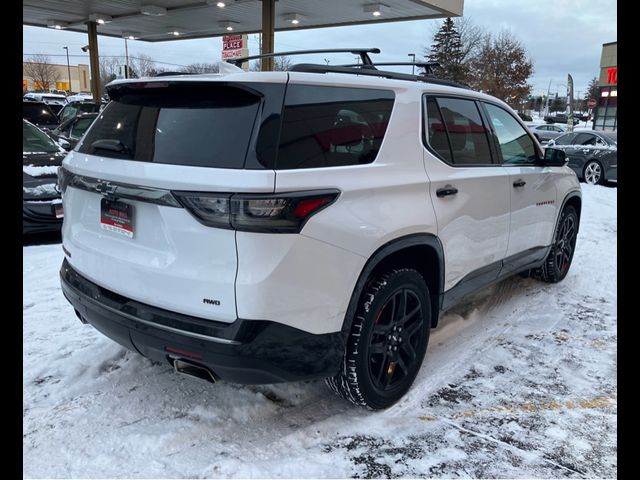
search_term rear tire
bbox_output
[326,268,431,409]
[533,206,578,283]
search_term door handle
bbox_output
[513,179,526,188]
[436,186,458,197]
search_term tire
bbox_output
[583,160,604,185]
[326,268,431,409]
[533,206,578,283]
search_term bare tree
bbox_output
[23,54,60,91]
[468,30,534,105]
[455,17,486,63]
[99,56,121,90]
[273,56,293,71]
[129,54,157,77]
[180,63,220,74]
[249,55,292,72]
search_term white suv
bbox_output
[58,53,581,409]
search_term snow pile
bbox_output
[23,165,59,177]
[23,185,617,478]
[23,183,58,198]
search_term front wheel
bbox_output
[584,160,604,185]
[326,269,431,409]
[534,206,578,283]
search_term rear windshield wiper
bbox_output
[90,139,131,155]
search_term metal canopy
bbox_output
[23,0,463,42]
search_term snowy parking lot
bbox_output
[24,184,616,478]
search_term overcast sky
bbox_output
[23,0,616,96]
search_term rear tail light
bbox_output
[173,190,340,233]
[56,166,71,194]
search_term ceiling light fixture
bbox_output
[141,5,167,16]
[122,32,139,40]
[47,20,69,29]
[167,27,181,36]
[220,21,238,31]
[89,13,113,24]
[284,13,303,25]
[364,4,389,17]
[206,0,234,7]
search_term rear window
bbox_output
[23,103,58,125]
[78,83,262,169]
[276,85,395,169]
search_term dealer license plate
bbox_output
[100,198,134,238]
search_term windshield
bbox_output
[23,103,58,125]
[23,121,60,154]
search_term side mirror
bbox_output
[57,138,71,150]
[543,147,568,166]
[547,139,556,146]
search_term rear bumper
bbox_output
[60,259,344,384]
[23,200,62,234]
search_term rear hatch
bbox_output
[60,77,286,322]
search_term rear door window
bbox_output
[424,96,493,165]
[276,85,395,169]
[78,83,263,169]
[70,117,95,139]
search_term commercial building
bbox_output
[23,62,91,93]
[593,41,617,132]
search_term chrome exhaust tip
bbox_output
[173,358,217,384]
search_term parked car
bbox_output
[528,123,566,143]
[49,112,98,149]
[58,54,581,409]
[24,92,67,114]
[23,119,66,234]
[57,101,102,124]
[23,101,60,131]
[547,131,617,185]
[67,92,93,103]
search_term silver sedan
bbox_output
[528,124,566,143]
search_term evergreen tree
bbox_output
[585,76,599,101]
[425,17,468,84]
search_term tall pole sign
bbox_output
[566,74,574,132]
[222,34,249,71]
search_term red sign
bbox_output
[587,98,597,108]
[223,35,245,51]
[607,67,617,84]
[222,49,245,59]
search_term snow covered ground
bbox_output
[23,185,617,478]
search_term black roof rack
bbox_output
[338,61,440,75]
[229,48,380,67]
[225,47,465,88]
[289,64,467,89]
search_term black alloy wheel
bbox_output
[326,268,431,409]
[368,288,424,392]
[534,206,578,283]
